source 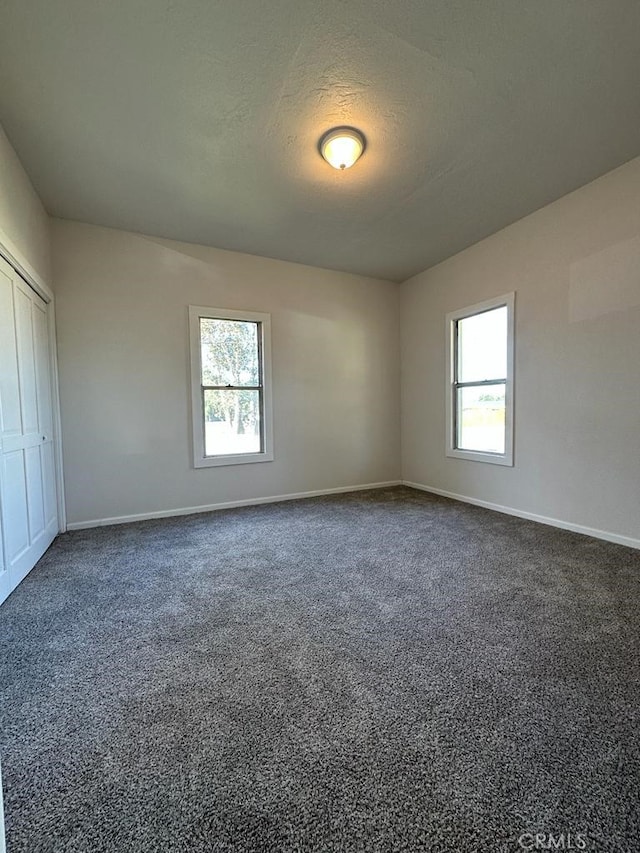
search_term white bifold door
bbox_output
[0,255,58,605]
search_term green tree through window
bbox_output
[190,305,273,468]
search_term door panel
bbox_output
[25,445,45,542]
[33,299,53,437]
[42,441,57,529]
[0,265,21,437]
[2,450,29,563]
[13,283,39,435]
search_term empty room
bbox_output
[0,2,639,851]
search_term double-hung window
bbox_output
[189,306,273,468]
[446,292,514,466]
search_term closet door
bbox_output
[0,256,58,604]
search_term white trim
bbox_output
[47,299,67,532]
[188,305,274,468]
[0,758,5,853]
[65,480,403,530]
[445,291,515,467]
[403,480,640,551]
[0,224,53,303]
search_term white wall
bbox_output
[401,156,640,545]
[0,124,50,285]
[52,220,400,526]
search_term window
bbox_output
[445,293,514,466]
[189,306,273,468]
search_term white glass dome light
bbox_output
[319,127,366,170]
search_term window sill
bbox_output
[194,450,274,469]
[446,447,513,467]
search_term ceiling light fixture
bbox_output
[319,127,366,170]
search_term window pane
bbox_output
[200,319,260,386]
[457,384,505,453]
[457,306,507,382]
[204,389,261,456]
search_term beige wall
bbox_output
[401,156,640,544]
[52,220,400,526]
[0,124,50,285]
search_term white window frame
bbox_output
[189,305,274,468]
[445,292,515,467]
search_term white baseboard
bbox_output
[403,481,640,551]
[66,481,403,531]
[64,478,640,550]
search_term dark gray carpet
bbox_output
[1,487,639,852]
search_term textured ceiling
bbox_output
[1,1,640,281]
